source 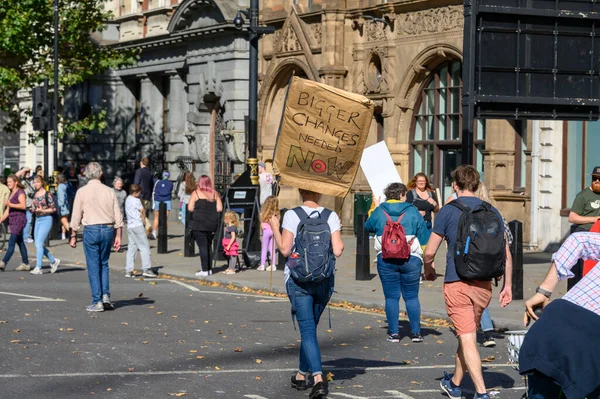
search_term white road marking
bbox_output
[384,390,416,399]
[330,393,370,399]
[0,363,516,379]
[409,387,525,393]
[167,280,287,301]
[0,291,65,302]
[244,395,270,399]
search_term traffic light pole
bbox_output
[43,78,50,177]
[52,0,59,173]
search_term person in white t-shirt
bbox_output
[125,184,156,279]
[258,162,273,206]
[269,189,344,399]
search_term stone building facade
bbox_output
[256,0,574,249]
[57,0,251,192]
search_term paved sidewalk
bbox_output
[14,211,564,331]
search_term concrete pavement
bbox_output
[6,210,565,331]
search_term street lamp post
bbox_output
[234,0,274,185]
[52,0,59,177]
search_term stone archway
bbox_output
[258,61,310,159]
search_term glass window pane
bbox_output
[414,117,423,141]
[476,119,486,140]
[439,115,446,140]
[476,143,485,181]
[427,89,435,115]
[451,61,461,86]
[439,88,447,114]
[450,116,460,140]
[425,144,434,183]
[427,116,434,140]
[441,149,462,200]
[413,144,423,172]
[450,87,460,114]
[439,65,448,89]
[566,121,584,206]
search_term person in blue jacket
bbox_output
[151,171,174,239]
[365,182,430,343]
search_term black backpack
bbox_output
[449,200,506,281]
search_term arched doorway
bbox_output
[260,64,308,155]
[410,61,485,200]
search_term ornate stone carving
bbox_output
[278,23,301,53]
[395,6,463,37]
[185,129,211,163]
[365,20,387,42]
[222,130,246,163]
[311,23,322,45]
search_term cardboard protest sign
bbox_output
[360,141,402,202]
[273,76,374,197]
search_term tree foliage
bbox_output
[0,0,137,137]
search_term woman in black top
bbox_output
[187,175,223,277]
[405,173,439,236]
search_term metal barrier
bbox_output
[508,220,524,300]
[355,213,371,281]
[157,202,168,254]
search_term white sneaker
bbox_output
[0,261,5,271]
[30,267,43,275]
[195,271,209,277]
[50,259,60,274]
[257,265,266,271]
[16,263,31,271]
[24,238,34,244]
[61,234,66,240]
[266,265,276,272]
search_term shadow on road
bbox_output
[112,297,155,309]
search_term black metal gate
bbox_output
[213,110,231,196]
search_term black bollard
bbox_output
[184,208,195,257]
[509,220,524,300]
[355,213,370,281]
[277,208,287,270]
[157,202,168,254]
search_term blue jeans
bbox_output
[377,254,422,335]
[83,225,114,304]
[480,308,494,332]
[3,233,28,264]
[286,276,334,376]
[34,215,55,268]
[23,210,32,240]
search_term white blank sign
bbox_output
[360,141,402,202]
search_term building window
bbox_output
[410,61,485,200]
[514,120,527,191]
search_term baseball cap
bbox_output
[162,171,170,179]
[593,166,600,176]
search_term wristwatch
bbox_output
[535,286,552,299]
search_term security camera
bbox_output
[233,10,245,29]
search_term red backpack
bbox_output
[381,211,414,260]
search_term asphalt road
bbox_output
[0,264,526,399]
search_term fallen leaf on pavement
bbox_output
[437,340,444,344]
[255,359,262,364]
[234,347,243,352]
[121,322,128,326]
[482,355,495,362]
[167,393,186,397]
[10,340,21,343]
[128,368,135,372]
[143,341,149,344]
[411,380,422,385]
[339,343,350,346]
[0,321,7,324]
[189,350,198,353]
[156,312,163,315]
[325,329,333,333]
[255,376,261,380]
[12,329,20,333]
[215,366,221,370]
[364,326,372,330]
[326,372,334,382]
[196,356,204,359]
[402,360,411,365]
[149,281,157,285]
[66,328,74,332]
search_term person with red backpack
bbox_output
[364,182,430,343]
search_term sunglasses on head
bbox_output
[593,176,600,182]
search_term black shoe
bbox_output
[102,294,115,311]
[291,375,309,391]
[309,381,327,399]
[411,334,424,343]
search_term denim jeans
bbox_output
[286,276,334,376]
[3,233,28,265]
[83,225,114,304]
[377,254,422,335]
[23,210,32,240]
[480,308,494,332]
[192,230,214,272]
[126,225,151,272]
[34,215,55,268]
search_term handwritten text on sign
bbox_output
[273,77,374,197]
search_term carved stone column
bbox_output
[139,74,163,153]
